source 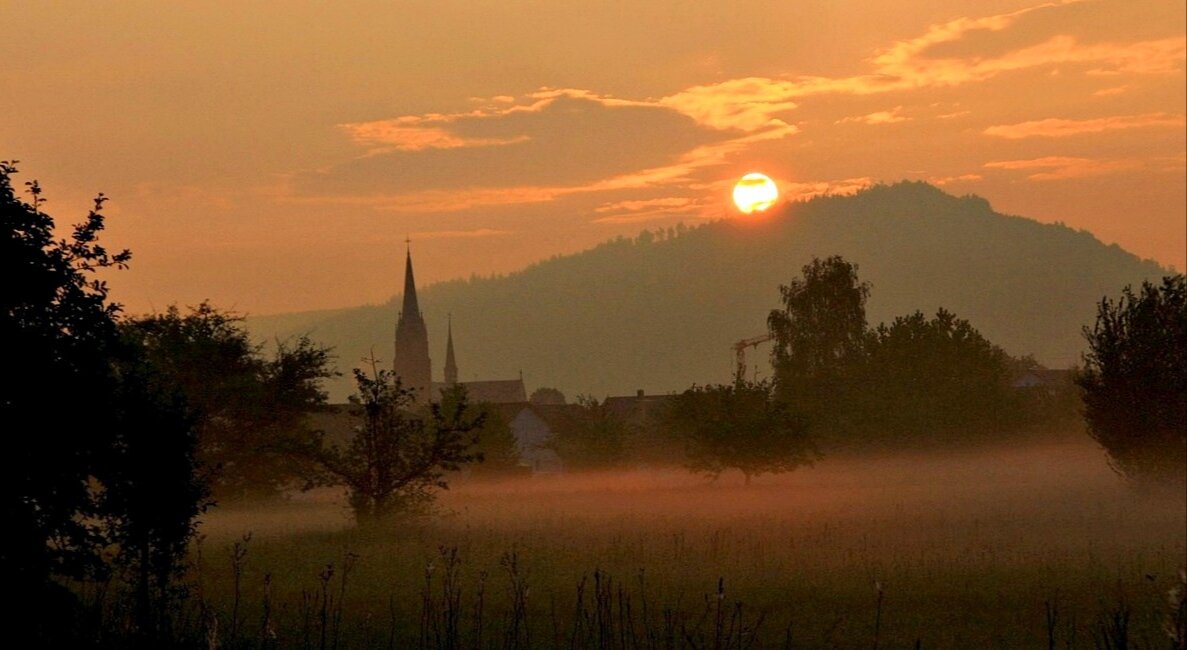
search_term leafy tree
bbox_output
[856,309,1015,443]
[547,395,628,469]
[529,386,567,405]
[2,163,129,598]
[767,256,870,432]
[664,380,815,483]
[1077,275,1186,485]
[124,302,335,500]
[103,346,207,640]
[765,256,1050,449]
[466,405,523,476]
[768,256,870,381]
[1,162,203,643]
[315,364,484,522]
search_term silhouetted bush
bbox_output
[665,379,816,483]
[545,395,629,469]
[767,256,1046,450]
[1,162,204,645]
[124,302,335,501]
[1077,275,1186,486]
[853,309,1017,443]
[313,366,484,522]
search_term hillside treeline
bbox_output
[544,255,1083,480]
[251,182,1168,401]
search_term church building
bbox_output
[394,246,526,404]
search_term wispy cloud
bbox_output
[781,178,874,202]
[861,0,1183,90]
[742,3,1184,98]
[659,77,800,131]
[984,156,1138,180]
[594,197,696,214]
[590,196,702,224]
[338,88,654,154]
[836,106,910,125]
[983,112,1185,138]
[295,0,1183,215]
[929,173,983,186]
[340,123,529,152]
[1092,84,1129,96]
[870,2,1063,84]
[371,187,566,213]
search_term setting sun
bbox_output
[732,173,779,214]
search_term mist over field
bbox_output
[197,437,1186,648]
[205,436,1161,541]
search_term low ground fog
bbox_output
[198,438,1186,648]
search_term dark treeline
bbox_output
[764,255,1071,449]
[251,182,1170,403]
[539,255,1085,480]
[125,302,336,502]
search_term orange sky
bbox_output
[2,0,1183,315]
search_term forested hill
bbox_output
[248,182,1170,402]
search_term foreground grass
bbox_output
[185,439,1185,649]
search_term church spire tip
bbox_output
[400,241,420,318]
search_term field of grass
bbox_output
[191,438,1186,649]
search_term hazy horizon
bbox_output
[240,181,1176,321]
[246,182,1170,402]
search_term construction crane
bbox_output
[732,333,773,381]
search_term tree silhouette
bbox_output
[547,395,628,469]
[2,163,129,595]
[856,309,1015,442]
[124,302,335,500]
[102,346,207,640]
[768,255,870,381]
[768,255,870,434]
[1,162,203,643]
[315,362,484,522]
[1077,275,1186,485]
[664,380,815,483]
[466,404,522,476]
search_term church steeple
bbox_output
[444,314,458,386]
[394,241,431,401]
[401,243,421,318]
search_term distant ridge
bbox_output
[248,182,1170,401]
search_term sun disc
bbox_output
[732,173,779,214]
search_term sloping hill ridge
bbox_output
[249,182,1170,402]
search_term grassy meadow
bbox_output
[189,437,1186,649]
